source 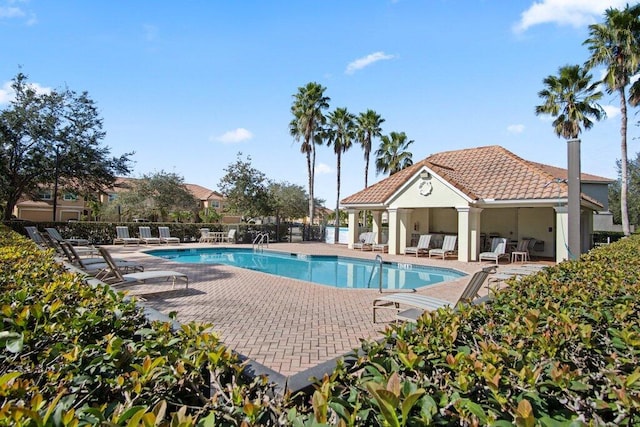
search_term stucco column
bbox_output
[387,209,398,254]
[371,211,383,243]
[554,206,569,262]
[397,209,412,255]
[456,207,482,262]
[347,209,360,249]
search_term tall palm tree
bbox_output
[325,107,356,242]
[584,4,640,236]
[375,131,414,176]
[355,110,385,188]
[535,64,604,139]
[289,82,330,226]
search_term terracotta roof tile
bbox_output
[342,145,606,207]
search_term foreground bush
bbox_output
[290,236,640,425]
[0,227,283,425]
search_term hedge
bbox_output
[288,236,640,425]
[0,227,285,426]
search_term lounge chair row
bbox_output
[114,226,181,245]
[404,234,458,259]
[25,226,189,289]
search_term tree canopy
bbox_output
[218,153,273,220]
[109,171,198,222]
[0,72,132,220]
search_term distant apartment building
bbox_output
[13,177,237,222]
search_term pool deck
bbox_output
[104,242,547,391]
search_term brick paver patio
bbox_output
[105,242,519,388]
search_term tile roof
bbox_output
[342,145,606,206]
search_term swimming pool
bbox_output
[146,247,466,290]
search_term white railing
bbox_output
[368,254,384,291]
[252,232,269,251]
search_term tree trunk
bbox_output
[335,152,341,244]
[620,88,630,236]
[309,142,316,231]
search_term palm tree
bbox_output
[584,4,640,236]
[289,82,330,227]
[535,64,604,139]
[325,107,356,242]
[355,110,385,188]
[375,131,414,176]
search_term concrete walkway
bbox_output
[105,242,534,389]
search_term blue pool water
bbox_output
[145,247,466,290]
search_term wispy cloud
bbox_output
[513,0,627,33]
[0,80,51,105]
[346,51,396,75]
[213,128,254,144]
[507,124,525,134]
[602,104,620,119]
[316,163,333,174]
[143,24,159,42]
[0,1,37,25]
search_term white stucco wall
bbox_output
[388,174,468,209]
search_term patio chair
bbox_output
[158,226,180,244]
[44,227,91,247]
[404,234,432,257]
[138,226,161,245]
[510,238,531,263]
[479,237,509,265]
[97,247,188,288]
[59,241,143,275]
[45,227,99,256]
[373,266,494,322]
[25,226,48,249]
[428,235,458,260]
[113,226,141,246]
[372,233,388,252]
[220,229,236,244]
[199,228,213,243]
[353,232,376,251]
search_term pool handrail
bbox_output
[367,254,384,291]
[252,232,270,251]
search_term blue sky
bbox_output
[1,0,636,207]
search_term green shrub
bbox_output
[0,227,282,425]
[289,236,640,425]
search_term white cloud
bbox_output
[143,24,159,42]
[0,6,24,19]
[316,163,333,174]
[346,51,396,75]
[213,128,253,144]
[507,124,525,134]
[602,104,620,119]
[0,80,51,105]
[513,0,628,33]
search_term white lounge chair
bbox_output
[44,227,98,256]
[44,227,91,247]
[479,237,509,265]
[138,226,161,245]
[113,226,141,246]
[372,233,388,252]
[97,247,188,288]
[373,267,494,323]
[404,234,432,257]
[220,229,236,243]
[158,227,180,244]
[353,232,376,251]
[58,241,143,275]
[199,228,213,243]
[428,235,458,260]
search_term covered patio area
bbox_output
[342,146,607,263]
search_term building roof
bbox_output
[342,145,608,206]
